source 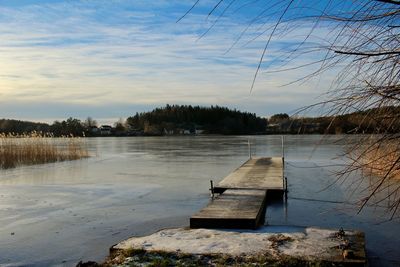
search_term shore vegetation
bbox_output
[0,132,89,169]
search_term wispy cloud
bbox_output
[0,0,334,122]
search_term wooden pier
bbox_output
[190,157,284,229]
[113,153,367,266]
[214,157,284,193]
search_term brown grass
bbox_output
[362,143,400,180]
[0,132,89,169]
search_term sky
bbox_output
[0,0,339,124]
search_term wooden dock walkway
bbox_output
[214,157,284,193]
[190,157,284,229]
[190,189,267,229]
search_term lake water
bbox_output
[0,135,399,266]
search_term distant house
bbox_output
[195,126,204,135]
[163,128,174,135]
[90,126,99,134]
[301,122,322,133]
[175,128,184,135]
[195,129,204,135]
[266,123,280,134]
[100,125,112,135]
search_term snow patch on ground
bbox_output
[113,226,351,259]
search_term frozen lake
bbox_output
[0,135,399,266]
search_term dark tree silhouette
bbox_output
[126,105,267,135]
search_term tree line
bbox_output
[0,117,95,137]
[269,106,400,134]
[1,105,399,136]
[126,104,267,135]
[0,105,267,136]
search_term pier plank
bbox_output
[190,189,267,229]
[214,157,284,192]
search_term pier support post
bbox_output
[248,139,252,159]
[281,135,285,164]
[210,180,215,198]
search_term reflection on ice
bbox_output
[0,136,399,266]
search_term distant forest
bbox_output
[0,119,51,135]
[282,106,400,134]
[1,105,399,136]
[0,117,88,137]
[126,105,267,135]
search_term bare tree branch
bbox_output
[333,49,400,56]
[182,0,400,218]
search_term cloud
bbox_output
[0,0,336,122]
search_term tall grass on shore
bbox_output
[348,139,400,214]
[0,132,89,169]
[360,140,400,181]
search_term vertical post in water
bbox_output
[281,135,284,163]
[284,180,288,223]
[248,139,252,159]
[210,180,214,199]
[281,136,287,222]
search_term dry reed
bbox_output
[362,142,400,180]
[0,131,89,169]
